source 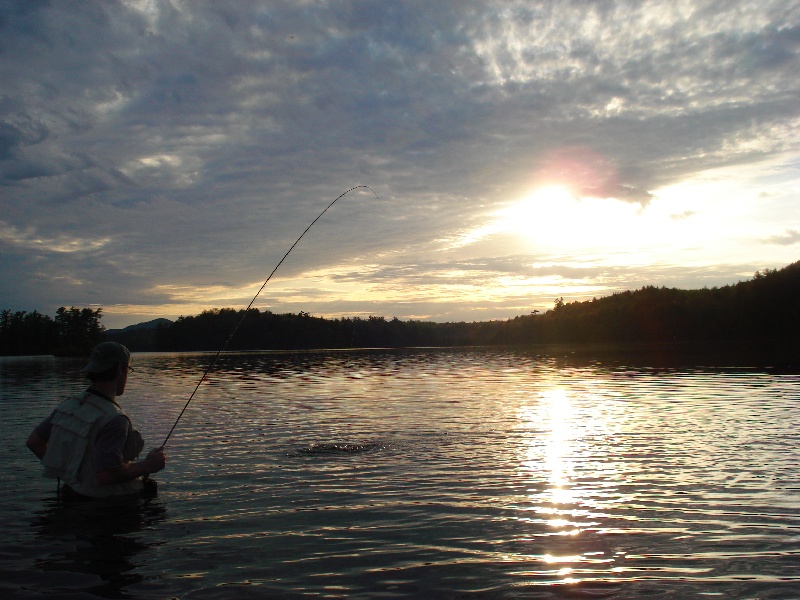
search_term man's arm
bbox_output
[26,430,48,460]
[96,447,167,485]
[27,413,54,460]
[94,415,167,485]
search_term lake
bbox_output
[2,347,799,598]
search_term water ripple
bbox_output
[3,349,799,598]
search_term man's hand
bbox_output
[144,447,167,474]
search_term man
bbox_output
[27,342,166,499]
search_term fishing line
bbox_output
[161,185,379,447]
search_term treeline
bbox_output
[0,307,105,356]
[497,262,800,349]
[109,260,799,352]
[139,311,497,352]
[3,261,799,356]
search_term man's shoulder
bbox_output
[99,413,131,433]
[51,394,106,427]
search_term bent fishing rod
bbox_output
[160,185,379,448]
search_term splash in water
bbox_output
[297,442,385,455]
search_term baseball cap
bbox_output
[81,342,131,374]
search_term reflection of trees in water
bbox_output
[31,495,166,598]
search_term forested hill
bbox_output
[2,261,798,356]
[107,260,799,352]
[523,261,799,345]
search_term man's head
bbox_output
[82,342,131,388]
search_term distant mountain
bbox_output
[105,318,173,335]
[104,318,173,351]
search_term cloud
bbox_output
[0,221,111,253]
[768,229,800,246]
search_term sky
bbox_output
[1,0,798,330]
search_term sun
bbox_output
[504,185,574,228]
[493,186,648,252]
[455,183,697,259]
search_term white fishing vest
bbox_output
[41,391,145,497]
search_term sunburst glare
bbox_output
[494,187,646,251]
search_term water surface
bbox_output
[2,348,799,598]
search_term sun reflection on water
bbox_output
[515,382,622,585]
[519,387,581,522]
[541,388,575,505]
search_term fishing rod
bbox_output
[161,185,380,447]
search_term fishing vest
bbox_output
[41,391,145,497]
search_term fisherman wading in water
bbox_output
[26,342,167,500]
